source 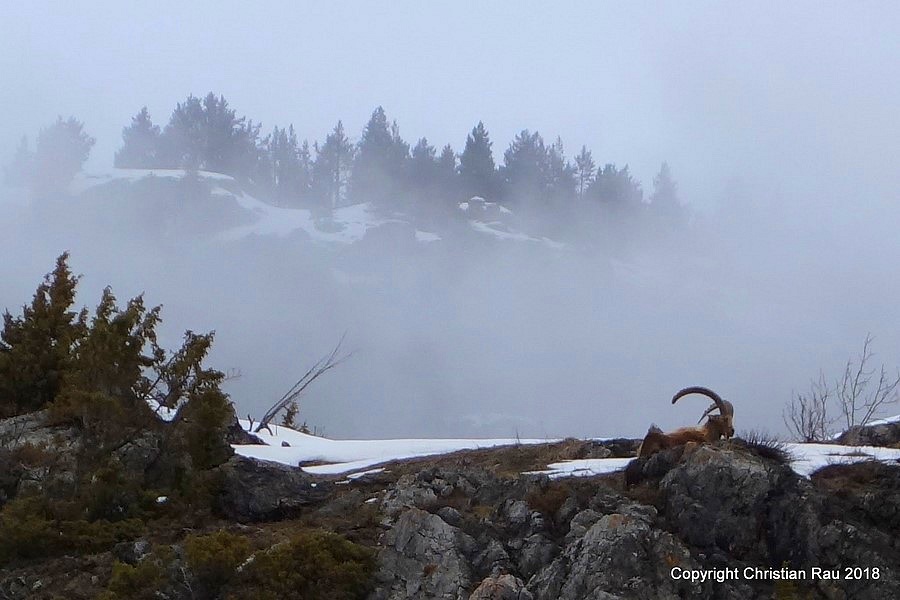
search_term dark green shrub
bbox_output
[0,496,143,566]
[228,530,375,600]
[98,546,174,600]
[0,252,86,417]
[185,530,252,597]
[180,386,234,470]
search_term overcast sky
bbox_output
[3,1,898,211]
[2,2,900,438]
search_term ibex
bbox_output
[637,386,735,458]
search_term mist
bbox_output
[2,2,899,440]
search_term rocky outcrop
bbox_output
[213,455,331,521]
[836,419,900,447]
[366,445,900,600]
[470,573,532,600]
[4,406,900,600]
[371,508,477,600]
[0,410,81,504]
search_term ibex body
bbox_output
[637,387,734,458]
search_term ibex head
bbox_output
[671,386,734,439]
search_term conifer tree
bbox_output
[437,144,457,186]
[409,137,438,193]
[114,107,161,168]
[574,145,596,199]
[266,124,305,204]
[350,107,408,206]
[501,129,548,202]
[459,121,496,200]
[588,163,643,206]
[30,116,95,196]
[312,121,354,209]
[649,161,684,222]
[0,252,86,416]
[159,93,261,178]
[546,136,576,202]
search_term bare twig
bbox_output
[836,334,900,430]
[253,334,351,433]
[784,371,833,442]
[787,334,900,441]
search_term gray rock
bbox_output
[381,474,440,516]
[564,508,602,544]
[660,445,781,555]
[371,508,475,600]
[836,420,900,447]
[113,539,152,565]
[528,511,703,600]
[473,539,512,575]
[437,506,462,527]
[114,430,162,473]
[470,573,533,600]
[505,500,530,526]
[517,533,557,579]
[213,455,330,521]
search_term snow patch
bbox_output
[786,442,900,477]
[145,397,182,422]
[865,414,900,426]
[528,441,900,480]
[217,192,393,243]
[525,458,633,479]
[470,220,568,250]
[233,420,547,475]
[415,230,441,242]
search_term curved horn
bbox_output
[671,386,732,420]
[697,399,735,423]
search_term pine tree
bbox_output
[160,94,204,169]
[3,136,33,187]
[574,145,596,199]
[588,163,643,206]
[350,107,408,207]
[0,253,87,416]
[159,93,261,178]
[266,124,304,205]
[436,144,459,210]
[312,121,354,209]
[114,107,161,168]
[296,138,313,205]
[649,161,684,222]
[30,116,95,196]
[437,144,457,187]
[501,129,548,202]
[546,136,576,202]
[459,121,497,200]
[409,137,438,193]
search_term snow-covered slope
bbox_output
[527,441,900,479]
[73,168,566,248]
[233,419,552,475]
[214,189,394,243]
[232,420,900,479]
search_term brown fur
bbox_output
[637,414,733,458]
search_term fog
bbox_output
[2,3,899,439]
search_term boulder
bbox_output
[213,455,330,521]
[470,573,533,600]
[836,420,900,447]
[371,508,475,600]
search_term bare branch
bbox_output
[784,371,834,442]
[253,334,351,433]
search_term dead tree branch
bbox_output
[836,333,900,430]
[784,370,833,442]
[253,334,351,434]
